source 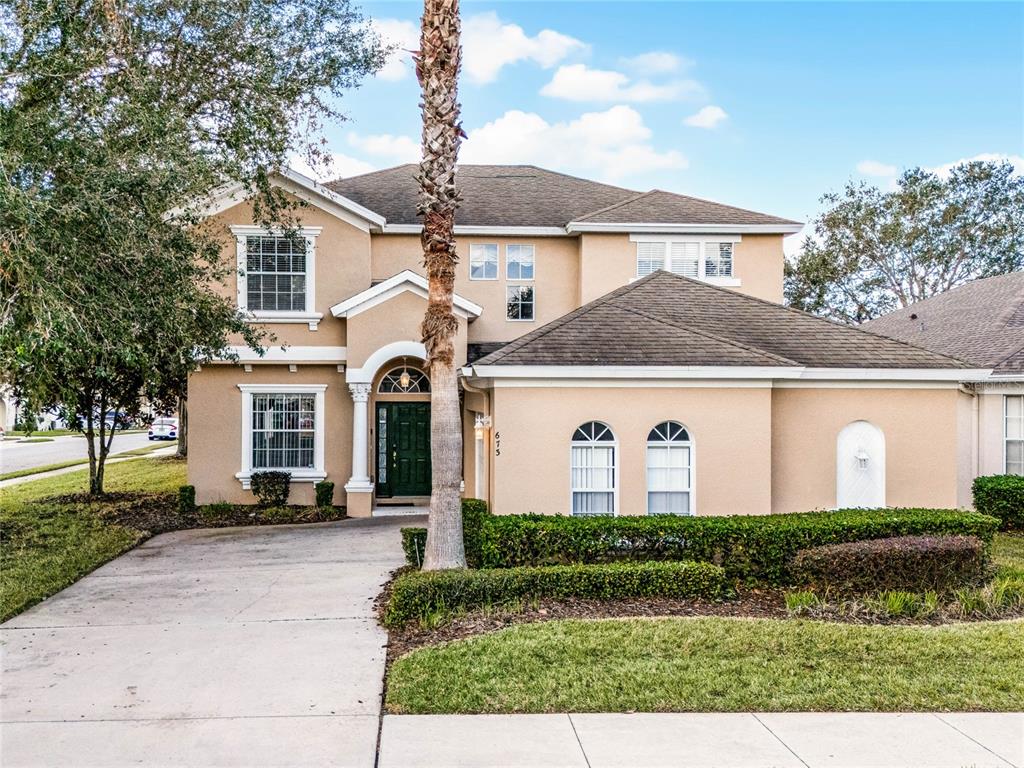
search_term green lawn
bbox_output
[0,457,186,620]
[994,532,1024,579]
[387,616,1024,714]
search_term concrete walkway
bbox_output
[379,712,1024,768]
[1,516,414,767]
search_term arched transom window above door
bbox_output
[378,365,430,394]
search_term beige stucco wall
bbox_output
[370,233,581,342]
[977,386,1024,478]
[770,387,962,513]
[578,233,785,305]
[188,364,351,505]
[488,385,773,516]
[206,195,371,347]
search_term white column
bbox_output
[345,382,373,492]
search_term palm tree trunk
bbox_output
[416,0,466,570]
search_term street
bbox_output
[0,432,162,474]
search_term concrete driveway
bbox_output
[1,516,416,767]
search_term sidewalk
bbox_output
[378,712,1023,768]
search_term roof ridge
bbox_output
[652,271,972,368]
[605,296,801,366]
[573,190,658,222]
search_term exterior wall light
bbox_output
[855,449,870,470]
[398,357,412,390]
[474,414,492,440]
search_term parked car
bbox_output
[149,418,179,441]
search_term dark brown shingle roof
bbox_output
[474,271,970,370]
[862,272,1024,376]
[326,165,797,229]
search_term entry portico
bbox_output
[330,270,482,517]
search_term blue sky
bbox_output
[304,1,1023,251]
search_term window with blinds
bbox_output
[1007,395,1024,475]
[634,239,736,281]
[570,421,616,516]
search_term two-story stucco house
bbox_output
[188,164,990,517]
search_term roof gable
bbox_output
[330,269,482,320]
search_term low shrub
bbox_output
[792,535,988,594]
[973,475,1024,531]
[250,471,290,507]
[384,560,729,626]
[478,508,998,586]
[402,527,427,567]
[314,480,335,509]
[177,485,196,516]
[400,499,490,568]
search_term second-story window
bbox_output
[245,235,308,311]
[634,237,737,281]
[507,285,534,321]
[469,244,498,280]
[506,244,535,280]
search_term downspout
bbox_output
[461,368,491,502]
[958,383,980,505]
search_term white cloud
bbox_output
[462,12,586,84]
[347,132,419,164]
[928,152,1024,178]
[619,51,690,75]
[856,159,898,178]
[370,18,419,82]
[683,105,728,129]
[288,152,375,181]
[372,12,586,84]
[460,105,687,181]
[541,63,704,103]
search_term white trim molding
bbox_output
[233,225,323,330]
[188,168,385,232]
[330,269,483,320]
[347,340,427,384]
[213,346,347,364]
[382,224,570,237]
[235,384,328,489]
[568,222,804,235]
[344,382,374,494]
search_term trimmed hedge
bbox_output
[177,485,196,515]
[476,508,999,586]
[314,480,335,510]
[973,475,1024,531]
[792,535,989,594]
[401,498,490,568]
[384,560,729,626]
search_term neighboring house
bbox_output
[188,165,988,515]
[863,272,1024,482]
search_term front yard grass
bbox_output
[994,532,1024,578]
[0,457,187,621]
[386,615,1024,714]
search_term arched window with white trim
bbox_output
[647,421,693,515]
[571,421,617,516]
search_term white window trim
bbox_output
[646,422,695,516]
[505,244,535,282]
[569,422,619,517]
[630,234,742,286]
[1006,394,1024,475]
[468,243,499,281]
[233,225,324,330]
[506,284,536,323]
[235,384,327,489]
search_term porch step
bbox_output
[372,505,427,517]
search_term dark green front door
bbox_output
[376,402,431,497]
